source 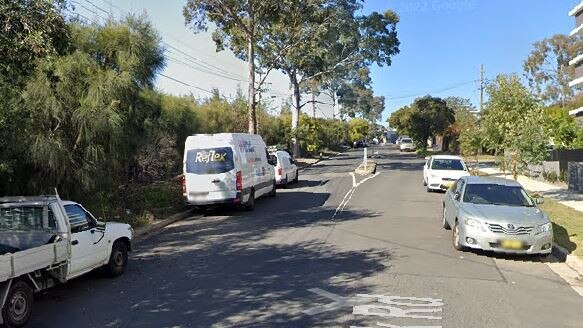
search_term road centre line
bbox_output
[332,172,380,219]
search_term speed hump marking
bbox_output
[304,289,444,328]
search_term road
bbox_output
[30,145,583,327]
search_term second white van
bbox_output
[183,133,276,210]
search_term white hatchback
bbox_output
[273,150,299,186]
[423,155,470,192]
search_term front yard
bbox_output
[539,198,583,258]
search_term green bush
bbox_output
[416,149,429,158]
[543,171,558,183]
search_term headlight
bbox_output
[535,222,552,235]
[128,225,134,238]
[464,218,487,232]
[464,218,481,227]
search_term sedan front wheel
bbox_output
[442,206,451,230]
[452,220,466,251]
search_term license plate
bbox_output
[500,240,523,250]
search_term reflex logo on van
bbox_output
[195,150,227,163]
[186,147,234,174]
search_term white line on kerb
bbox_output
[332,172,380,220]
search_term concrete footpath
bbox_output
[479,166,583,213]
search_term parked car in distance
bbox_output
[0,195,133,327]
[183,133,276,211]
[442,176,552,255]
[423,155,470,191]
[272,150,299,186]
[396,135,409,145]
[399,138,415,152]
[353,140,367,148]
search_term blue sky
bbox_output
[71,0,575,122]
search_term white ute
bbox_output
[0,194,133,328]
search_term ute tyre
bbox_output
[104,241,128,278]
[442,206,451,230]
[244,189,255,211]
[2,281,33,328]
[452,221,465,251]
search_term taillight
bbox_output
[277,167,283,176]
[182,176,186,194]
[236,171,242,191]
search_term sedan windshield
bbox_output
[401,138,412,143]
[463,184,534,207]
[431,159,465,171]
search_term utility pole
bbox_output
[479,64,484,113]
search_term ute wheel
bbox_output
[244,189,255,211]
[442,206,451,230]
[269,180,277,197]
[2,281,33,328]
[452,220,465,251]
[104,241,128,278]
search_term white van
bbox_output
[183,133,276,210]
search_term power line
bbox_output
[158,73,214,94]
[84,0,250,83]
[384,80,478,101]
[65,6,217,97]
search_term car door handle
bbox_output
[72,240,79,245]
[211,179,220,183]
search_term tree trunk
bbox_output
[290,71,301,157]
[247,12,256,134]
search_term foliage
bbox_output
[481,74,548,178]
[254,1,399,154]
[348,118,370,142]
[0,0,70,82]
[404,96,455,148]
[543,106,578,149]
[523,34,583,105]
[183,0,283,134]
[387,106,412,136]
[337,67,385,122]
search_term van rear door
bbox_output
[184,147,237,199]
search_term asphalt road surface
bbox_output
[29,145,583,327]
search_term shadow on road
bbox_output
[30,187,389,328]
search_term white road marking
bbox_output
[352,324,442,328]
[332,172,380,219]
[304,289,444,327]
[302,288,371,315]
[352,304,442,320]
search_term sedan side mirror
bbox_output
[535,197,544,205]
[454,192,461,201]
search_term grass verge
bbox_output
[538,198,583,258]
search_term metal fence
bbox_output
[548,149,583,173]
[568,162,583,192]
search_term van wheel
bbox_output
[244,189,255,211]
[269,180,276,197]
[2,281,33,328]
[293,171,299,183]
[104,241,128,278]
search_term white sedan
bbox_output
[273,150,298,186]
[423,155,470,192]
